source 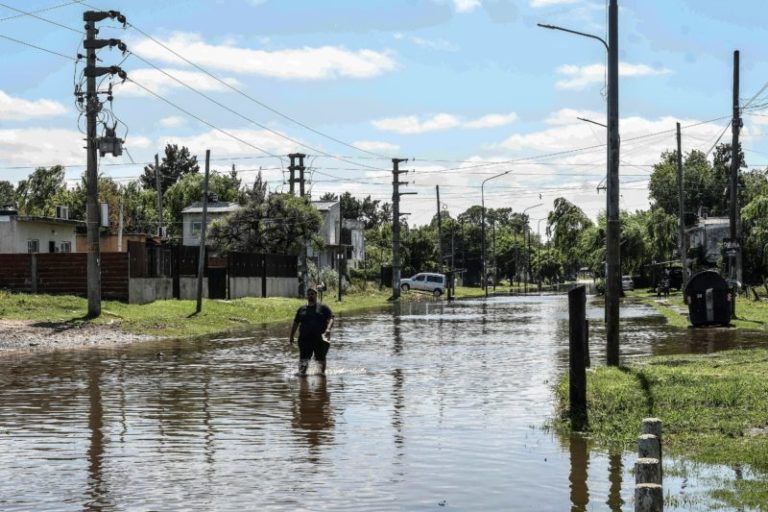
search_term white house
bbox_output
[307,200,365,270]
[181,202,241,246]
[0,208,82,253]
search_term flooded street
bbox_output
[0,294,765,511]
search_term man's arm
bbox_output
[323,307,335,339]
[289,319,299,344]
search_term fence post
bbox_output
[635,418,663,512]
[568,285,587,430]
[584,318,591,368]
[30,253,38,293]
[261,254,267,298]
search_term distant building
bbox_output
[181,202,241,246]
[307,200,365,270]
[0,207,82,253]
[686,216,729,264]
[75,232,154,253]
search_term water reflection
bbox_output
[0,295,765,511]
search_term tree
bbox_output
[741,195,768,282]
[164,170,243,236]
[644,207,678,264]
[546,197,593,276]
[532,247,564,284]
[140,144,200,194]
[0,180,15,207]
[210,193,322,255]
[15,165,72,216]
[649,149,721,217]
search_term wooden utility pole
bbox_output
[82,10,128,317]
[676,123,687,284]
[728,50,742,319]
[338,197,343,302]
[195,150,210,314]
[117,193,124,252]
[605,0,621,366]
[391,158,415,298]
[155,153,163,237]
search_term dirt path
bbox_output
[0,319,158,355]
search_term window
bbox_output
[27,240,39,253]
[414,275,426,282]
[60,241,71,253]
[427,275,443,283]
[191,221,202,237]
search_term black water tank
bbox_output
[684,270,731,326]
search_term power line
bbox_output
[0,1,82,33]
[0,0,84,23]
[0,32,76,60]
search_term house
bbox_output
[75,232,154,253]
[686,216,730,265]
[181,201,241,246]
[0,207,82,253]
[307,200,365,270]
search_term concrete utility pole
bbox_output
[155,153,163,238]
[481,170,511,297]
[436,185,443,271]
[676,122,688,284]
[196,150,211,314]
[338,197,343,302]
[391,158,415,298]
[289,153,309,296]
[82,9,128,318]
[728,50,742,319]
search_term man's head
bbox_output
[307,288,318,304]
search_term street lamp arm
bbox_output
[536,23,608,52]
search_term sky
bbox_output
[2,0,768,234]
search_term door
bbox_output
[208,268,227,299]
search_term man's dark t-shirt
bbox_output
[294,303,334,341]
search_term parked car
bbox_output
[400,272,447,297]
[621,275,634,291]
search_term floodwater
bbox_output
[0,294,765,511]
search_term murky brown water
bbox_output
[0,295,765,511]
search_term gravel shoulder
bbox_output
[0,319,159,355]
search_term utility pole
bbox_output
[728,50,742,318]
[436,185,443,271]
[155,153,163,238]
[117,193,124,252]
[82,9,128,318]
[492,219,496,292]
[338,197,343,302]
[392,158,415,298]
[605,0,621,366]
[196,150,210,314]
[289,153,309,296]
[676,122,687,284]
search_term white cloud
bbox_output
[0,128,85,166]
[132,33,397,80]
[158,116,187,128]
[120,68,241,96]
[556,62,672,90]
[126,136,152,149]
[0,90,66,120]
[352,140,401,154]
[159,128,301,159]
[454,0,481,13]
[465,113,519,129]
[530,0,580,7]
[373,112,517,134]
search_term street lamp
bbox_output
[538,0,620,366]
[481,170,511,297]
[522,203,543,294]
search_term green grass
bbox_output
[0,287,406,338]
[555,349,768,474]
[629,288,768,330]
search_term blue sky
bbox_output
[2,0,768,230]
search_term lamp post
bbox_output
[538,0,620,366]
[522,203,543,294]
[481,170,511,297]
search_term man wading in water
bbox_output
[289,288,335,376]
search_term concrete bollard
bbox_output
[635,483,663,512]
[635,457,661,485]
[638,434,661,459]
[641,418,663,478]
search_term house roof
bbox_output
[310,200,339,212]
[12,215,84,226]
[182,201,242,214]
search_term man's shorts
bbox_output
[298,336,330,361]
